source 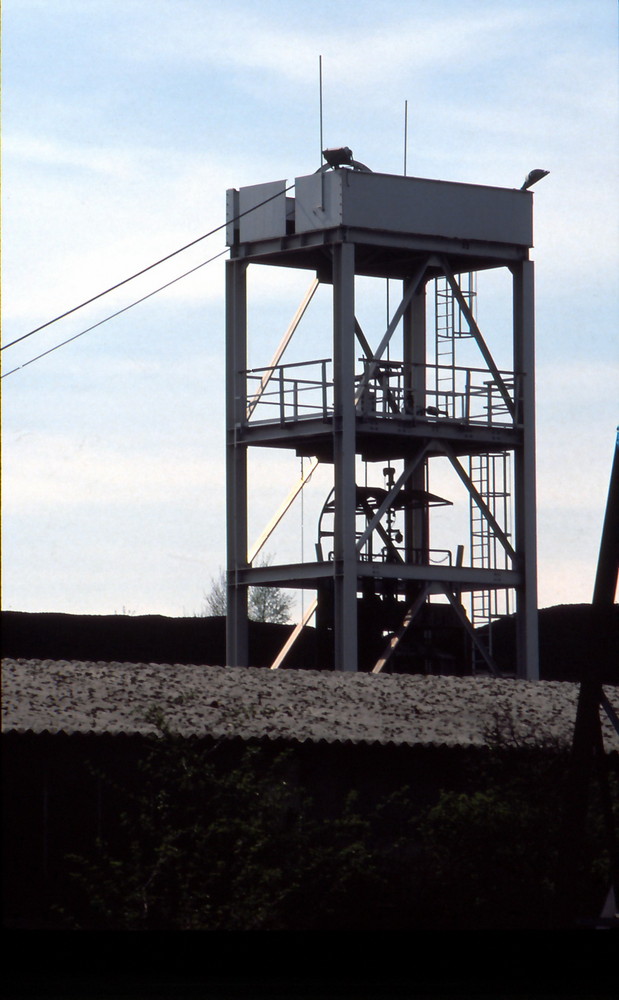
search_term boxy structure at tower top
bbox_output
[225,164,539,679]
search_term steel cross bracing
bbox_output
[433,271,515,671]
[225,170,539,678]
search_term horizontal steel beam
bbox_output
[357,562,521,588]
[237,415,520,451]
[229,228,530,273]
[238,560,521,590]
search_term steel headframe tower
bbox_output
[225,164,539,679]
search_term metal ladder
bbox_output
[469,452,513,671]
[434,273,476,417]
[434,274,513,672]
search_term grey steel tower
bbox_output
[225,161,539,679]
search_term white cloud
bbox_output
[3,448,202,511]
[118,1,563,86]
[3,135,139,178]
[2,139,235,326]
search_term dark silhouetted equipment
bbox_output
[322,146,354,168]
[320,147,372,172]
[520,168,549,190]
[560,428,619,927]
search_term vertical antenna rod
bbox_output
[319,55,325,207]
[404,99,409,176]
[319,55,324,165]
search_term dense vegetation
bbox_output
[56,717,617,930]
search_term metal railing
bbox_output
[244,358,521,428]
[245,358,332,424]
[318,540,454,567]
[355,359,520,426]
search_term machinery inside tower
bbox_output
[313,469,468,673]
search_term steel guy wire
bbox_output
[1,249,228,379]
[2,182,296,352]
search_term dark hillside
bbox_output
[482,603,618,682]
[2,603,617,681]
[0,612,316,670]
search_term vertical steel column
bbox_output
[226,258,249,667]
[513,259,539,680]
[332,242,358,671]
[403,277,428,571]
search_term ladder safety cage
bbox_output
[434,273,477,418]
[469,451,514,670]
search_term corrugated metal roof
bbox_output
[2,658,618,751]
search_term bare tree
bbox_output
[203,555,295,624]
[203,570,227,617]
[248,580,295,624]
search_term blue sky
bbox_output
[2,0,618,617]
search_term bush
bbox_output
[57,718,617,929]
[60,725,387,929]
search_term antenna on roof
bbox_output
[319,55,324,171]
[319,55,325,208]
[404,100,409,176]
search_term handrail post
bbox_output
[322,360,328,419]
[279,366,285,425]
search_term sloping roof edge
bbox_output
[3,658,618,751]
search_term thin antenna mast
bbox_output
[319,55,324,167]
[403,99,409,176]
[319,55,325,207]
